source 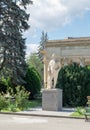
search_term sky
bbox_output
[24,0,90,56]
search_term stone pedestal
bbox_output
[42,89,62,111]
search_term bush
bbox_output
[56,63,90,107]
[25,67,41,99]
[0,86,30,111]
[0,77,11,93]
[0,93,10,110]
[14,86,30,110]
[75,107,86,115]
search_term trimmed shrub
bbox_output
[56,63,90,107]
[25,67,41,99]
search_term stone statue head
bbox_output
[51,53,55,59]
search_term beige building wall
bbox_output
[43,37,90,89]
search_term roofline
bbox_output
[46,37,90,47]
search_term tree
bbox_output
[26,53,43,82]
[25,67,41,99]
[0,0,32,86]
[37,31,48,61]
[56,63,90,107]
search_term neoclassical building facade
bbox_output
[42,37,90,89]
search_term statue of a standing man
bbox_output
[47,54,57,89]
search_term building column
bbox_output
[41,50,47,89]
[43,55,47,88]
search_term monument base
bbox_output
[42,89,62,111]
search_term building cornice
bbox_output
[46,37,90,47]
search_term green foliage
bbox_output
[87,65,90,71]
[71,112,83,117]
[5,104,20,112]
[71,107,86,117]
[0,0,32,85]
[28,99,42,108]
[26,53,43,83]
[75,107,86,115]
[14,86,30,110]
[0,86,30,111]
[0,77,13,93]
[25,67,41,99]
[1,77,12,88]
[0,93,10,111]
[56,63,90,107]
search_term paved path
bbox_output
[0,114,90,130]
[0,107,84,119]
[17,107,75,118]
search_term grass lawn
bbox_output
[28,99,42,108]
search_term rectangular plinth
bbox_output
[42,89,62,111]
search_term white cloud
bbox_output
[26,43,39,57]
[27,0,90,31]
[24,0,90,56]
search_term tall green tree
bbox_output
[0,0,32,85]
